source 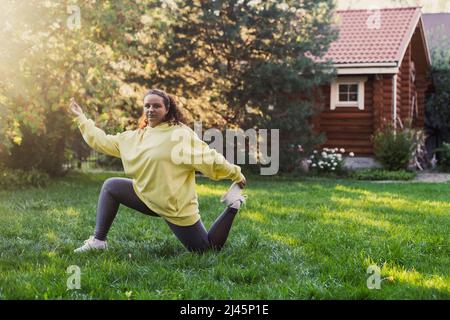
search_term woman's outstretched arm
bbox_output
[187,130,246,187]
[68,98,122,158]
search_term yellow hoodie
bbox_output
[75,113,245,226]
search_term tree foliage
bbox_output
[0,0,162,175]
[130,0,338,170]
[425,26,450,158]
[1,0,337,174]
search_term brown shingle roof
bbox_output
[322,7,422,65]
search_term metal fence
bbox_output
[64,150,123,171]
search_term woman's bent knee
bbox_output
[102,177,124,193]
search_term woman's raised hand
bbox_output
[69,97,83,117]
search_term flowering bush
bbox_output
[307,147,355,173]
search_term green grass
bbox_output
[350,168,417,181]
[0,171,449,299]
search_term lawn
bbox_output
[0,171,449,299]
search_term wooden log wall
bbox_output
[318,77,375,155]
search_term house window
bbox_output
[338,84,358,102]
[330,76,367,110]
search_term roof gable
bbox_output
[323,7,426,66]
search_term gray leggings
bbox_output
[94,177,239,252]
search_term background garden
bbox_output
[0,0,449,299]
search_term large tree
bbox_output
[1,0,338,175]
[128,0,338,171]
[425,30,450,158]
[0,0,165,175]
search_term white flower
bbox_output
[319,165,323,169]
[349,152,355,157]
[310,155,314,159]
[331,167,335,171]
[248,0,262,7]
[277,3,289,11]
[312,163,317,167]
[322,152,327,158]
[340,148,345,153]
[306,160,312,164]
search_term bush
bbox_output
[307,147,354,174]
[95,153,124,171]
[0,110,75,177]
[436,142,450,172]
[350,168,416,181]
[373,126,415,170]
[0,167,51,189]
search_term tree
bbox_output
[0,0,163,176]
[0,0,338,175]
[425,26,450,158]
[132,0,338,171]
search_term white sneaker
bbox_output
[74,236,107,253]
[220,182,247,207]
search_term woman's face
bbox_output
[143,94,169,127]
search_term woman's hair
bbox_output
[138,89,187,128]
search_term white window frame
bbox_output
[330,76,367,110]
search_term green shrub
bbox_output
[350,168,416,181]
[95,153,123,171]
[0,110,79,177]
[373,126,415,170]
[436,142,450,172]
[0,167,50,189]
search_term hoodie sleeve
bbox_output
[75,113,122,158]
[188,130,245,183]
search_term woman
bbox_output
[69,89,246,253]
